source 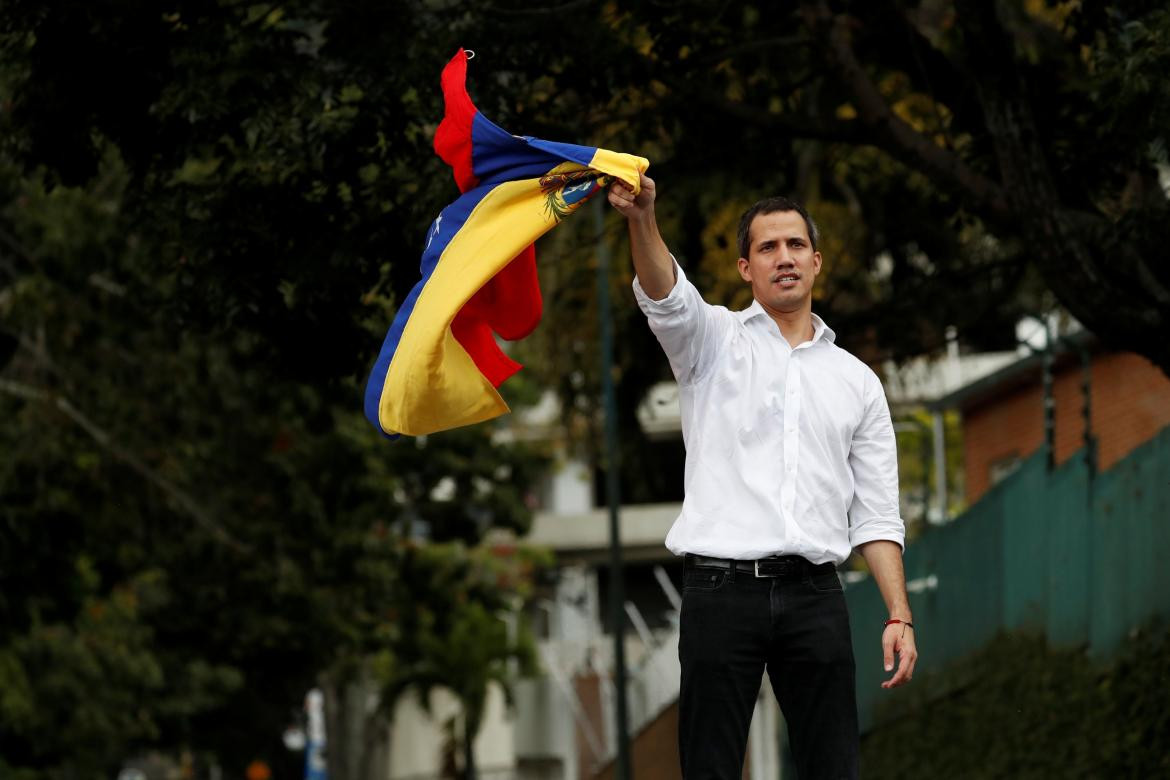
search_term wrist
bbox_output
[627,205,657,227]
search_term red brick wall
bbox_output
[593,700,682,780]
[592,699,752,780]
[963,352,1170,503]
[575,674,605,780]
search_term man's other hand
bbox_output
[880,622,918,689]
[608,173,656,221]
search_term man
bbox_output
[608,174,917,780]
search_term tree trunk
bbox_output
[462,711,478,780]
[358,708,390,780]
[952,0,1170,374]
[320,676,349,780]
[321,669,392,780]
[809,0,1170,377]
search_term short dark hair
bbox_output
[736,197,820,258]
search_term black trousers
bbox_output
[678,555,859,780]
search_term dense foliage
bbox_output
[0,143,548,777]
[861,627,1170,778]
[0,3,548,777]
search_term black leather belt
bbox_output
[685,553,834,578]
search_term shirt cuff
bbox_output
[632,256,687,313]
[849,520,906,553]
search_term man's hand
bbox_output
[857,540,918,690]
[880,622,918,689]
[607,172,672,299]
[608,173,656,221]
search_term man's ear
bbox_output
[737,256,751,282]
[812,250,822,277]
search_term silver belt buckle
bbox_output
[754,560,763,578]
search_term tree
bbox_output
[613,0,1170,371]
[0,2,550,776]
[0,151,548,775]
[376,543,544,780]
[449,0,1170,498]
[312,541,547,780]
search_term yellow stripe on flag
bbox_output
[378,151,647,436]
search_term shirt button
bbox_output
[787,463,795,472]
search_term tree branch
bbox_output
[0,377,251,553]
[0,224,42,273]
[947,0,1168,368]
[691,35,809,67]
[657,70,870,146]
[484,0,596,17]
[802,1,1010,220]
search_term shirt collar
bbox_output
[738,301,837,346]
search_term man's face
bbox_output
[737,210,822,313]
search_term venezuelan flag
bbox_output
[364,49,649,437]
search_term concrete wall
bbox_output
[387,684,515,780]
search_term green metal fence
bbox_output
[847,425,1170,731]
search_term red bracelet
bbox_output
[884,619,914,629]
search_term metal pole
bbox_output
[1080,343,1097,478]
[931,410,948,524]
[1042,319,1055,471]
[920,419,932,527]
[595,197,631,780]
[893,419,931,530]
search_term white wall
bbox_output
[387,684,515,780]
[544,456,594,516]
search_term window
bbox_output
[989,453,1022,486]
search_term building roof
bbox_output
[882,351,1018,408]
[523,502,679,563]
[928,329,1098,412]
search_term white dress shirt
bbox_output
[633,261,905,565]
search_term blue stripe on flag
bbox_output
[362,183,490,434]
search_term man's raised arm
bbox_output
[608,174,675,299]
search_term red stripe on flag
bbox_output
[451,244,542,387]
[436,50,543,391]
[434,49,479,193]
[481,243,542,341]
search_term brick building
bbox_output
[931,333,1170,504]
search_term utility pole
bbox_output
[594,196,631,780]
[1042,317,1055,471]
[1079,342,1097,478]
[931,410,948,524]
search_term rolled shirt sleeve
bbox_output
[632,259,730,386]
[848,370,906,551]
